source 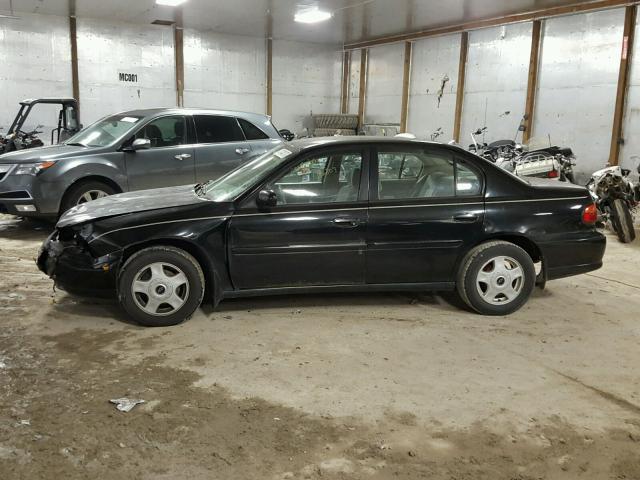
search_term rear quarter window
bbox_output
[238,118,269,140]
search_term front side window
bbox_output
[272,151,363,205]
[136,116,186,148]
[194,115,244,144]
[377,149,481,200]
[65,114,142,147]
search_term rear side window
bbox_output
[238,118,269,140]
[194,115,244,144]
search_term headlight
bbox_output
[13,161,56,176]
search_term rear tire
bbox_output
[457,241,536,316]
[611,198,636,243]
[118,246,205,327]
[60,180,116,215]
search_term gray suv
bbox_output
[0,108,282,218]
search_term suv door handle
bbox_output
[333,217,361,227]
[235,148,250,155]
[453,214,479,223]
[174,154,192,161]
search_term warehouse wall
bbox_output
[271,40,342,134]
[407,33,461,141]
[534,8,625,182]
[77,18,176,125]
[0,14,72,143]
[461,22,533,145]
[619,8,640,178]
[184,30,266,114]
[365,43,405,125]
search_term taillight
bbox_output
[582,203,597,225]
[547,169,559,178]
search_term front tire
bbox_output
[118,246,205,327]
[60,180,116,215]
[610,198,636,243]
[457,241,536,316]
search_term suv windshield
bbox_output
[65,115,142,147]
[203,146,296,202]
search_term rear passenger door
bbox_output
[367,145,486,285]
[237,117,282,159]
[192,115,251,183]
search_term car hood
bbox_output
[0,144,100,163]
[57,184,210,228]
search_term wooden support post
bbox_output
[266,10,273,117]
[523,20,542,144]
[610,4,636,165]
[69,0,80,113]
[174,8,185,107]
[400,41,413,133]
[357,48,369,129]
[453,32,469,143]
[340,50,351,114]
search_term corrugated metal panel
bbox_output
[183,30,266,113]
[0,13,72,143]
[77,18,176,124]
[461,23,533,147]
[271,40,342,134]
[620,8,640,176]
[534,8,625,181]
[365,43,404,124]
[407,33,461,141]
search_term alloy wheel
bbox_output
[77,189,109,204]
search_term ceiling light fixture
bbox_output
[294,7,332,24]
[156,0,188,6]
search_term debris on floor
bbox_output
[109,397,146,412]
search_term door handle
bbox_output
[333,217,361,227]
[235,148,250,155]
[174,154,192,161]
[453,213,479,223]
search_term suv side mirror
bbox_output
[257,189,277,208]
[130,138,151,151]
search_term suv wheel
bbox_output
[118,246,205,327]
[60,180,116,215]
[457,241,536,316]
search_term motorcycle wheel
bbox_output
[610,198,636,243]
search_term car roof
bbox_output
[113,107,271,122]
[287,136,468,154]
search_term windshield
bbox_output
[203,146,296,201]
[65,114,142,147]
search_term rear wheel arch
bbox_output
[475,234,542,264]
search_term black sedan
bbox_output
[37,137,605,327]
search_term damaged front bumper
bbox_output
[37,230,123,296]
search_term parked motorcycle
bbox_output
[587,165,638,243]
[515,146,576,183]
[0,125,44,154]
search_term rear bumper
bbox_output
[37,231,120,296]
[539,231,606,281]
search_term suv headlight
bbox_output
[14,161,56,176]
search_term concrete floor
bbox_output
[1,213,639,479]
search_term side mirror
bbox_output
[257,189,277,208]
[637,164,640,174]
[130,138,151,151]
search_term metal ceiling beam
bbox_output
[610,4,637,165]
[523,20,542,144]
[453,32,468,144]
[344,0,639,50]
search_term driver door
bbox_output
[125,115,195,191]
[228,147,369,290]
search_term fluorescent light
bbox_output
[156,0,188,6]
[294,7,332,24]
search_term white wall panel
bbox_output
[365,43,404,125]
[534,9,625,181]
[461,23,532,146]
[184,30,266,114]
[272,40,342,134]
[0,13,72,143]
[77,18,175,125]
[407,34,461,141]
[619,8,640,178]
